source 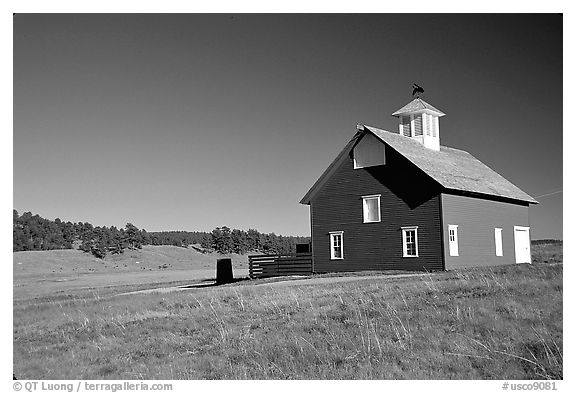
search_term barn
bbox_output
[300,97,538,272]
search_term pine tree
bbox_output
[211,226,234,254]
[124,223,142,249]
[231,229,248,254]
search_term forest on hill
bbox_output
[13,210,309,258]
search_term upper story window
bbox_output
[423,113,438,138]
[353,133,386,169]
[413,114,423,137]
[362,194,381,223]
[329,231,343,260]
[401,226,419,257]
[400,116,411,137]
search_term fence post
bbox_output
[276,255,280,276]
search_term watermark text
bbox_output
[502,382,558,391]
[13,381,173,393]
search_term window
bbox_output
[401,226,419,257]
[362,195,381,223]
[353,133,386,169]
[329,231,343,260]
[495,228,503,256]
[448,225,459,256]
[401,116,411,136]
[414,114,423,136]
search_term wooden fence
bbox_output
[248,253,313,279]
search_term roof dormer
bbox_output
[392,98,445,151]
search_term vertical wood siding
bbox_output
[310,145,444,272]
[440,194,530,268]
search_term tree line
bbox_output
[206,226,309,255]
[13,210,309,258]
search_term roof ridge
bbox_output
[363,124,469,153]
[440,145,471,154]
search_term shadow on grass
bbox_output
[178,277,251,289]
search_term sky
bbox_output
[13,14,563,238]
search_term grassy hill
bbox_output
[14,245,248,275]
[13,245,249,300]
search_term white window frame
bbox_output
[362,194,381,223]
[448,224,459,256]
[401,226,419,257]
[329,231,344,260]
[495,228,503,256]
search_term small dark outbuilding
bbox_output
[300,97,538,272]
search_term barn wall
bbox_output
[440,193,530,269]
[310,144,444,272]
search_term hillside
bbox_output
[13,245,249,299]
[14,245,247,275]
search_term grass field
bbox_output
[13,261,562,379]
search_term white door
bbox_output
[514,226,531,264]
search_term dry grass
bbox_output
[531,241,562,264]
[13,263,562,380]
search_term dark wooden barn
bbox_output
[300,98,538,272]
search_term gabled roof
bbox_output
[299,131,363,205]
[300,125,538,205]
[392,98,446,117]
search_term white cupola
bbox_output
[392,97,445,151]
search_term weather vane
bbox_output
[412,83,424,98]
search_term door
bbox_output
[448,225,459,256]
[514,226,531,264]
